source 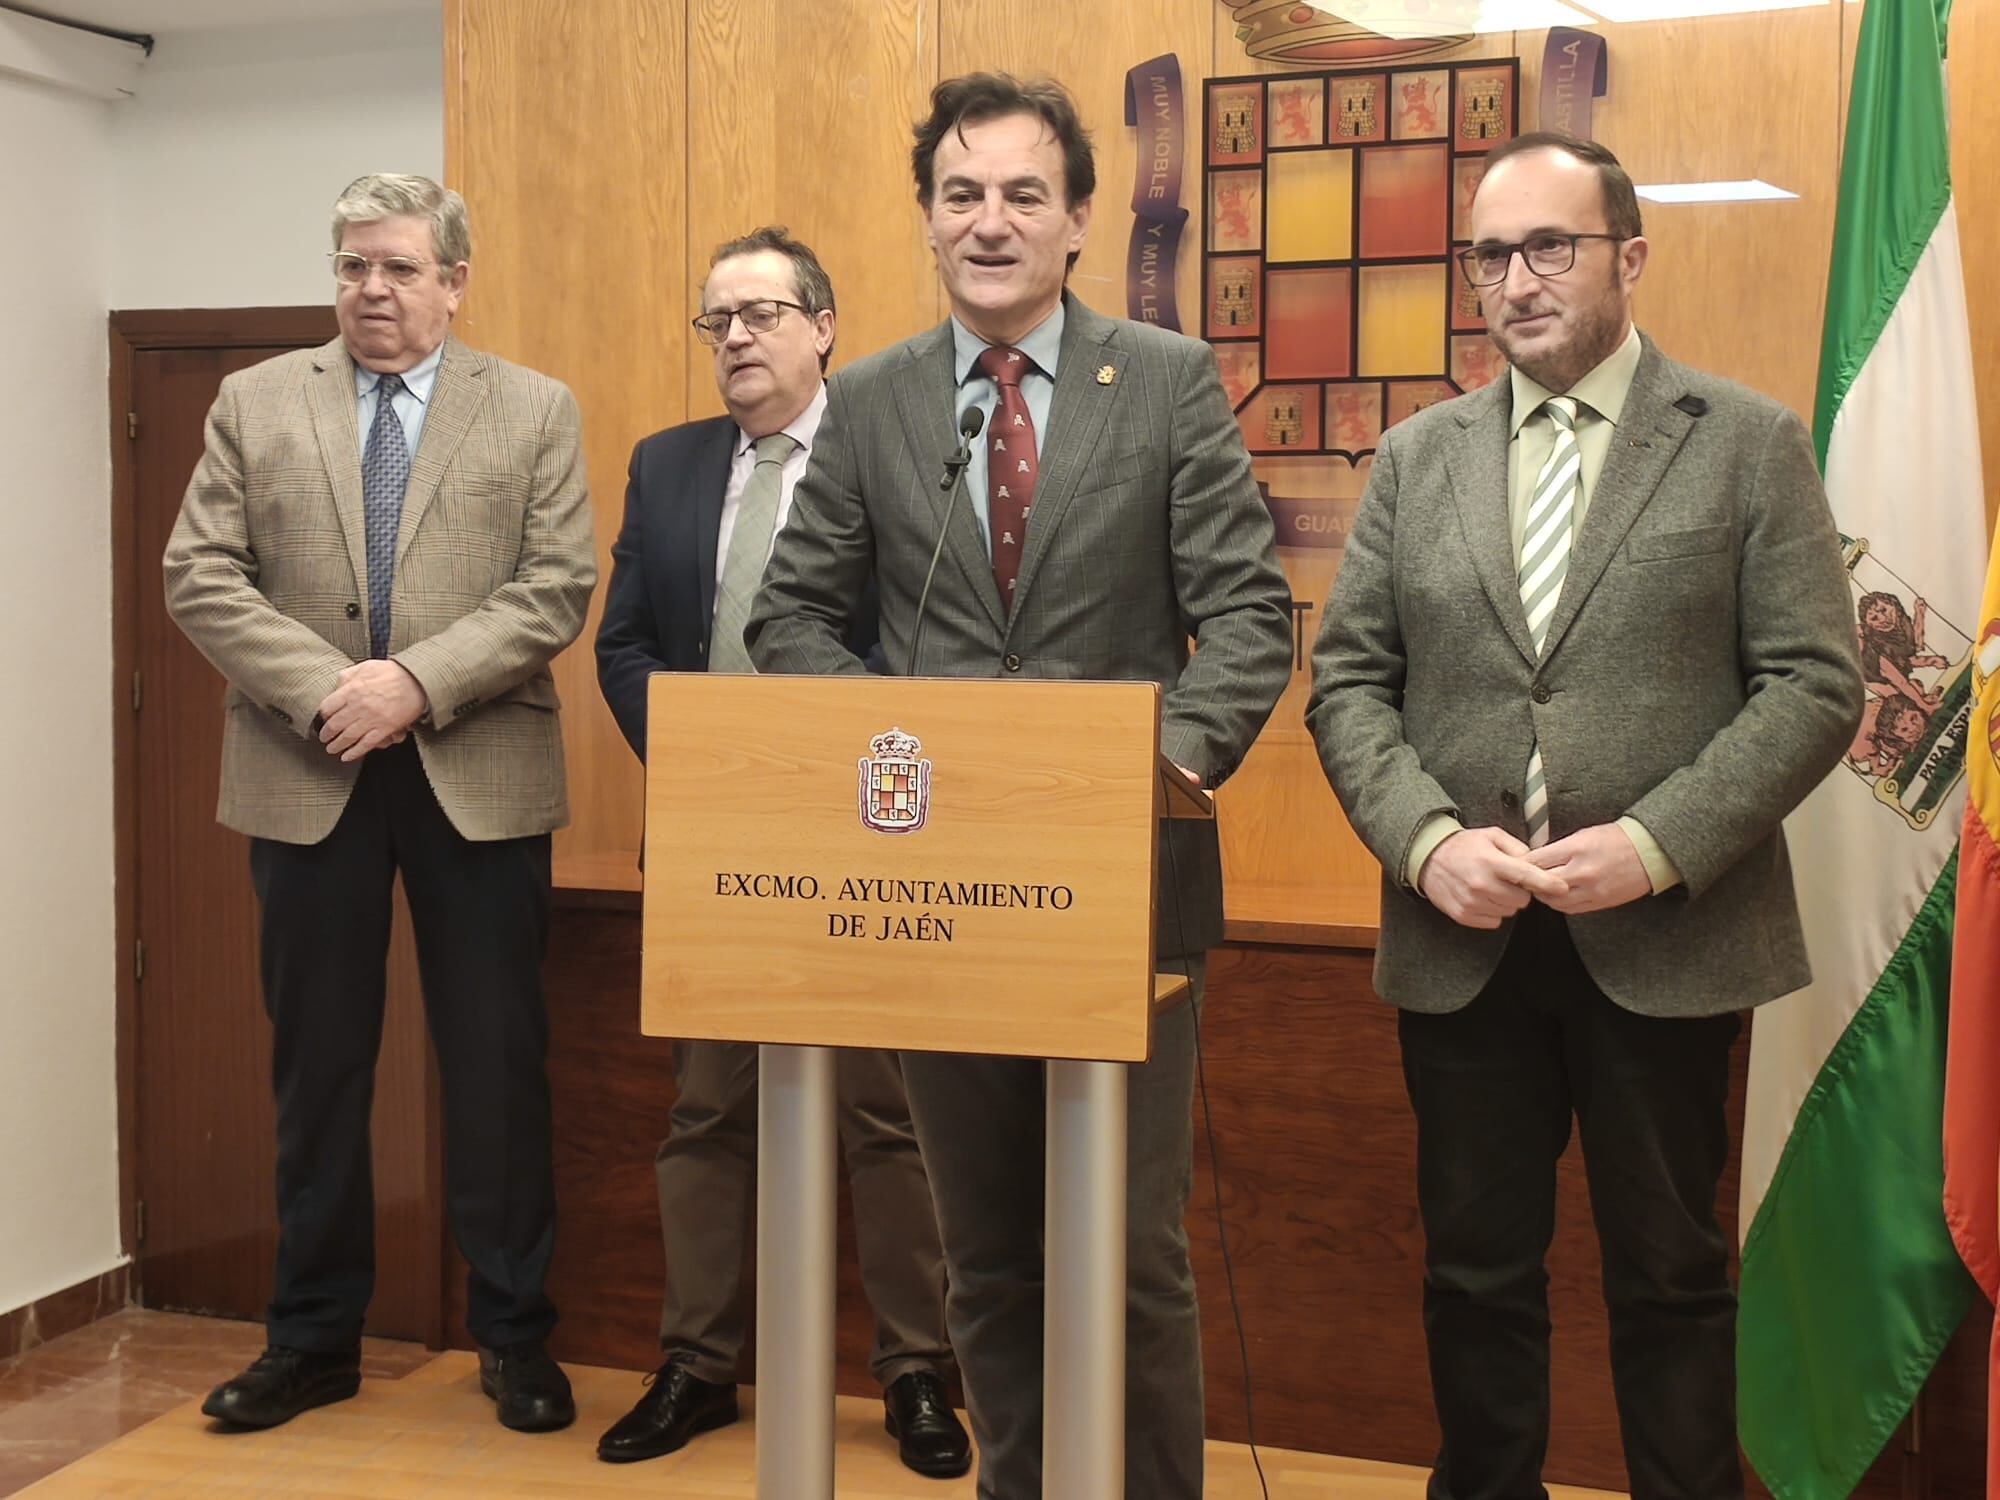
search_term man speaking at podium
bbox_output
[749,73,1293,1500]
[594,227,968,1478]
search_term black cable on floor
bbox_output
[1163,819,1270,1500]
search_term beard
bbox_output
[1490,263,1628,393]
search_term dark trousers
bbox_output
[249,741,557,1353]
[900,957,1206,1500]
[1398,904,1742,1500]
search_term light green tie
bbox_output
[710,431,799,673]
[1519,397,1578,848]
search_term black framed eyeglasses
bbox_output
[692,298,810,345]
[329,252,435,288]
[1455,232,1626,287]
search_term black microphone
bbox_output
[938,404,984,491]
[909,406,984,676]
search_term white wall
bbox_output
[0,6,441,1319]
[111,8,443,310]
[0,67,123,1316]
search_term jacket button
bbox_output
[345,601,361,619]
[1003,654,1022,673]
[1500,790,1519,809]
[1532,685,1552,704]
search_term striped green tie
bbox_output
[1519,396,1579,848]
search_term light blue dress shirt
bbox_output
[353,339,444,461]
[950,305,1064,557]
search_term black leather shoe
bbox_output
[884,1370,972,1479]
[201,1346,361,1429]
[595,1362,739,1463]
[477,1340,575,1432]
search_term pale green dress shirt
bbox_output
[1405,324,1684,896]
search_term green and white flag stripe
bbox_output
[1737,0,1986,1493]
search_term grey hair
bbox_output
[330,174,471,269]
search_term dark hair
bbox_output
[1478,131,1643,241]
[911,72,1096,209]
[708,225,835,368]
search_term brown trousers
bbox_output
[655,1041,954,1387]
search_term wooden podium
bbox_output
[642,674,1210,1499]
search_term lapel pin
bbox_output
[1096,364,1117,386]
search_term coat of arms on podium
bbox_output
[858,727,933,835]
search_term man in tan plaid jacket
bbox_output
[163,174,595,1438]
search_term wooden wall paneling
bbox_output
[940,0,1216,348]
[461,905,1984,1491]
[1517,11,1841,426]
[1199,22,1511,943]
[1191,943,1639,1485]
[685,0,942,424]
[444,0,687,879]
[1943,0,2000,537]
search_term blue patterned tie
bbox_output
[362,373,411,658]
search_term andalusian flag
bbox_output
[1947,516,2000,1492]
[1735,0,1987,1490]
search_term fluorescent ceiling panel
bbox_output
[1634,179,1799,203]
[1584,0,1822,20]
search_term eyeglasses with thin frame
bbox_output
[691,298,809,346]
[329,252,437,289]
[1455,232,1626,287]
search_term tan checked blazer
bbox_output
[163,335,596,845]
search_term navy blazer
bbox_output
[595,414,879,761]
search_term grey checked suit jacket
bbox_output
[748,295,1294,956]
[1307,337,1863,1017]
[164,335,597,845]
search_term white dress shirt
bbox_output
[712,381,828,629]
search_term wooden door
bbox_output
[117,312,439,1344]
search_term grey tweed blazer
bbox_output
[748,295,1294,956]
[163,335,596,845]
[1307,336,1863,1017]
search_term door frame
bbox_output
[107,307,335,1274]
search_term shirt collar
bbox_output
[353,339,445,405]
[1508,323,1643,437]
[951,301,1066,386]
[734,380,827,459]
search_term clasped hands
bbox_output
[1419,823,1651,929]
[315,659,428,763]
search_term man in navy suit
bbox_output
[593,226,967,1478]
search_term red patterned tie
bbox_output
[976,345,1037,614]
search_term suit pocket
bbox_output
[1626,523,1731,564]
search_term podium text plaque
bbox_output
[643,674,1165,1061]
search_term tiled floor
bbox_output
[0,1308,429,1497]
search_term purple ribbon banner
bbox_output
[1540,28,1609,140]
[1123,53,1189,333]
[1262,488,1361,551]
